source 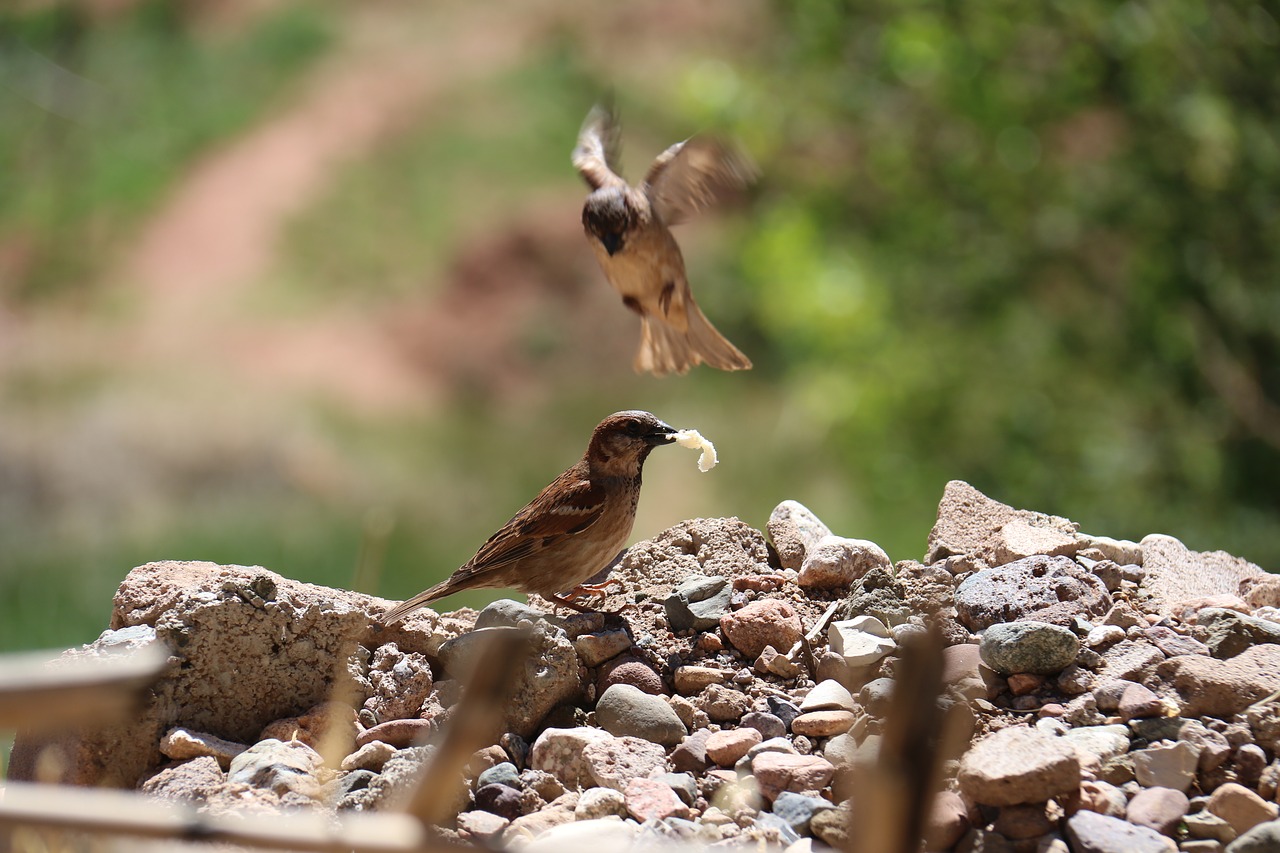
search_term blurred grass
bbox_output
[0,1,331,300]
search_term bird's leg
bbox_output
[544,592,597,614]
[565,577,624,602]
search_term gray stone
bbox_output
[800,679,857,712]
[954,555,1111,631]
[581,736,667,791]
[798,536,892,590]
[767,697,802,730]
[768,500,833,572]
[529,727,614,789]
[979,621,1079,675]
[1198,608,1280,659]
[595,683,687,746]
[1132,741,1200,792]
[573,630,632,667]
[664,575,731,633]
[828,616,896,666]
[741,711,787,740]
[1228,820,1280,852]
[839,567,913,626]
[1060,725,1131,776]
[1065,809,1173,853]
[1102,640,1167,681]
[475,598,554,629]
[226,738,323,800]
[859,678,895,717]
[574,786,627,820]
[1125,786,1189,836]
[772,791,833,835]
[1139,534,1265,613]
[657,772,698,806]
[477,761,521,790]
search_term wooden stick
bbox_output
[0,644,169,733]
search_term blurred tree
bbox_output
[732,0,1280,563]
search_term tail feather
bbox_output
[635,298,751,376]
[381,579,453,625]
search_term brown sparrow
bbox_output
[381,411,676,622]
[573,104,755,376]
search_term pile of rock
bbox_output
[9,480,1280,853]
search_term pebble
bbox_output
[1132,740,1200,792]
[706,728,763,766]
[954,555,1112,631]
[581,736,667,791]
[1159,645,1280,716]
[767,500,832,572]
[1228,820,1280,852]
[1085,625,1126,649]
[925,791,971,850]
[624,777,691,822]
[227,739,324,800]
[595,684,687,746]
[751,752,835,801]
[1064,809,1173,853]
[341,740,396,773]
[597,658,665,696]
[573,630,632,667]
[1078,779,1127,817]
[790,711,855,738]
[1144,625,1210,658]
[771,791,832,835]
[809,803,851,848]
[574,786,627,820]
[670,729,712,773]
[720,600,804,659]
[797,535,892,590]
[1184,810,1237,843]
[1126,786,1189,836]
[957,726,1081,806]
[673,665,726,695]
[1198,608,1280,659]
[522,817,638,852]
[355,718,433,749]
[979,621,1079,675]
[159,727,247,769]
[767,697,803,730]
[1207,782,1278,836]
[456,810,510,843]
[741,711,787,740]
[1118,682,1166,721]
[665,575,732,633]
[828,617,896,666]
[475,783,524,820]
[800,679,856,712]
[858,677,895,717]
[696,683,752,722]
[529,727,614,789]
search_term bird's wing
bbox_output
[643,135,757,226]
[573,104,626,190]
[458,470,606,580]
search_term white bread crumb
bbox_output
[673,429,718,472]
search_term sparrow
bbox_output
[381,410,677,623]
[573,104,755,376]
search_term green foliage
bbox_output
[723,0,1280,563]
[0,1,330,299]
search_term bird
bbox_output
[380,411,677,623]
[572,104,755,376]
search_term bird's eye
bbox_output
[625,420,645,436]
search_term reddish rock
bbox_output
[705,728,763,767]
[624,777,691,822]
[751,752,836,801]
[720,600,804,659]
[791,711,855,738]
[356,718,433,749]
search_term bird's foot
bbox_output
[566,578,624,602]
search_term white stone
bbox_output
[828,619,896,666]
[800,679,857,712]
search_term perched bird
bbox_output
[381,411,677,623]
[573,104,755,376]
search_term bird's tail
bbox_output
[381,579,453,625]
[634,298,752,376]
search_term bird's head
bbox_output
[586,410,676,473]
[582,188,642,256]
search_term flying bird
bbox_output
[573,105,755,376]
[381,411,677,623]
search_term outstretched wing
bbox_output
[572,103,626,190]
[644,135,757,226]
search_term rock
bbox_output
[573,630,632,667]
[954,555,1111,630]
[720,600,804,659]
[1102,640,1167,681]
[624,777,691,822]
[756,644,805,678]
[477,761,521,790]
[1208,783,1278,836]
[858,678,896,717]
[139,756,226,802]
[924,480,1079,567]
[1139,534,1265,613]
[1132,741,1200,792]
[741,711,787,740]
[523,818,639,852]
[456,810,510,844]
[597,657,665,696]
[520,769,566,802]
[1240,576,1280,609]
[1198,608,1280,659]
[658,772,698,806]
[957,727,1081,806]
[1184,810,1237,843]
[1228,820,1280,852]
[1159,646,1280,717]
[575,786,628,820]
[475,783,524,820]
[581,736,667,791]
[1077,535,1144,566]
[994,518,1080,565]
[1085,624,1126,649]
[768,501,833,571]
[695,684,752,722]
[670,729,712,773]
[355,718,433,749]
[595,684,687,746]
[475,598,552,629]
[1126,786,1189,836]
[363,643,432,722]
[503,792,579,844]
[1060,725,1131,776]
[226,738,324,800]
[767,697,803,731]
[11,562,387,787]
[791,711,855,738]
[258,701,358,751]
[1077,779,1127,817]
[673,665,726,695]
[1118,683,1166,721]
[979,621,1079,675]
[158,727,247,769]
[810,802,851,848]
[1144,626,1210,658]
[665,575,732,633]
[706,728,763,767]
[828,616,896,666]
[437,626,582,738]
[797,536,892,590]
[839,567,913,627]
[772,791,833,835]
[751,752,836,801]
[800,679,857,712]
[1064,809,1174,853]
[923,791,970,850]
[529,727,614,789]
[341,740,397,773]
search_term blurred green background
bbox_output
[1,0,1276,652]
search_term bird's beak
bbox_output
[601,232,623,256]
[645,422,678,446]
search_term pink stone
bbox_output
[720,600,804,659]
[624,777,691,822]
[751,751,836,801]
[705,728,763,766]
